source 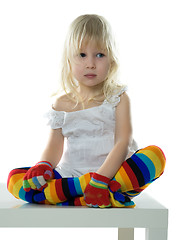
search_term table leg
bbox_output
[145,228,168,240]
[118,228,134,240]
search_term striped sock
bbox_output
[7,145,166,207]
[113,145,166,194]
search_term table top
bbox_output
[0,183,168,228]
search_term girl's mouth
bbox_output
[84,74,97,78]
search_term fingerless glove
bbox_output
[84,172,111,208]
[23,161,53,192]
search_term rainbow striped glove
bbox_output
[23,161,54,192]
[84,173,111,208]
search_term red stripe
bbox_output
[7,168,28,187]
[123,161,140,189]
[55,180,67,201]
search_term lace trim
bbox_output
[106,86,128,107]
[44,109,65,129]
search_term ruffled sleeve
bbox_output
[110,86,128,107]
[44,108,65,129]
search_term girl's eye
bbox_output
[79,53,86,58]
[96,53,105,58]
[79,53,105,58]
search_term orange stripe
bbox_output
[80,174,91,193]
[44,186,53,204]
[44,200,51,204]
[84,173,91,185]
[79,196,87,206]
[8,173,24,196]
[50,180,60,204]
[116,166,134,192]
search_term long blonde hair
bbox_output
[56,14,124,106]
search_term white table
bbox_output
[0,183,168,240]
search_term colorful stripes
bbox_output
[7,168,44,203]
[44,173,92,204]
[89,178,108,189]
[114,145,166,194]
[7,145,166,207]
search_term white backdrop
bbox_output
[0,0,176,239]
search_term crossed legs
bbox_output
[7,145,166,207]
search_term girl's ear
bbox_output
[110,58,115,67]
[108,59,115,74]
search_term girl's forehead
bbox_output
[80,39,106,51]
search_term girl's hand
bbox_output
[84,172,111,208]
[23,161,54,192]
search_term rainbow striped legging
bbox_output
[7,145,166,208]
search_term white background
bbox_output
[0,0,176,239]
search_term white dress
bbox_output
[45,87,138,177]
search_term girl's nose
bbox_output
[86,57,96,69]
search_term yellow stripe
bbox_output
[90,180,107,188]
[28,178,36,189]
[144,146,166,173]
[137,149,162,178]
[8,173,25,198]
[13,178,23,199]
[79,173,91,192]
[114,171,124,188]
[79,175,87,192]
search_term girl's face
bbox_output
[70,40,111,90]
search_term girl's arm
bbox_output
[40,97,67,168]
[97,92,132,179]
[40,128,64,168]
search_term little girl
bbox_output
[7,14,166,208]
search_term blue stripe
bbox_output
[60,201,69,206]
[37,162,52,168]
[33,192,46,202]
[67,178,78,197]
[74,178,83,195]
[32,176,41,189]
[27,189,36,203]
[56,201,70,206]
[19,186,27,201]
[56,202,62,206]
[92,178,107,186]
[131,154,151,184]
[53,169,62,179]
[19,187,33,203]
[124,201,135,207]
[135,153,156,180]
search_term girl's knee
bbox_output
[137,145,166,177]
[7,167,28,193]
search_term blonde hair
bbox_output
[56,14,124,107]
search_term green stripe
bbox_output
[90,181,107,189]
[23,180,30,189]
